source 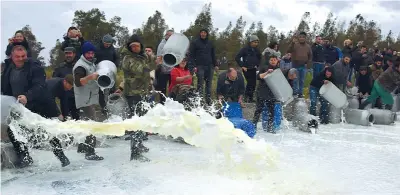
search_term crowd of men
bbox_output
[2,26,400,168]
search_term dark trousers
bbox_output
[196,65,214,105]
[65,97,80,120]
[243,68,257,101]
[99,86,116,113]
[6,110,68,167]
[125,95,148,157]
[155,69,171,104]
[252,98,275,131]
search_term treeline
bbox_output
[14,3,400,69]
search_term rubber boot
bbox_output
[130,132,150,162]
[49,137,70,167]
[83,135,103,161]
[7,127,33,168]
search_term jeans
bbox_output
[312,62,324,79]
[196,65,214,105]
[252,98,275,131]
[293,66,307,96]
[309,86,329,122]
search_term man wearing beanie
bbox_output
[73,41,104,161]
[95,34,119,114]
[155,29,174,104]
[189,28,218,105]
[235,35,261,103]
[52,46,80,120]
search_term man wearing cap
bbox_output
[52,47,80,120]
[73,41,104,161]
[235,35,261,103]
[95,34,119,114]
[61,26,85,61]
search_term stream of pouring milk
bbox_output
[8,99,279,170]
[5,98,342,193]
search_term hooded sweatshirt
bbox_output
[189,29,217,67]
[235,42,261,69]
[120,35,153,96]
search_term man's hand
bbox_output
[267,69,274,73]
[17,95,27,105]
[323,80,329,84]
[156,56,162,65]
[218,95,224,100]
[185,75,192,80]
[242,67,247,72]
[8,38,13,44]
[214,66,219,72]
[90,72,99,80]
[80,77,89,86]
[347,81,352,87]
[115,89,122,94]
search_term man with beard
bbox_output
[311,35,325,79]
[52,47,80,120]
[287,32,312,98]
[332,54,353,92]
[1,45,70,167]
[189,28,218,105]
[324,40,341,65]
[73,41,104,161]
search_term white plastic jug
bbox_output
[319,81,348,109]
[263,69,294,106]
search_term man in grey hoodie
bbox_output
[155,29,174,104]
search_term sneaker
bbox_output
[85,154,104,161]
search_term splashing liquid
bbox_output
[8,98,279,171]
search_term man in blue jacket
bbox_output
[1,45,69,167]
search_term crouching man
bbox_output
[73,42,104,161]
[360,62,400,110]
[1,45,70,167]
[309,67,335,124]
[216,68,245,106]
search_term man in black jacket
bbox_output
[52,47,80,120]
[309,67,335,124]
[95,34,119,114]
[235,35,261,103]
[311,35,325,79]
[189,28,218,105]
[252,55,280,133]
[216,68,245,105]
[46,75,74,121]
[1,45,69,167]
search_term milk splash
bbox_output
[7,98,279,170]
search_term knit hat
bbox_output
[249,35,259,42]
[82,41,96,54]
[102,34,114,44]
[64,47,76,53]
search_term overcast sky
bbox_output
[1,0,400,63]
